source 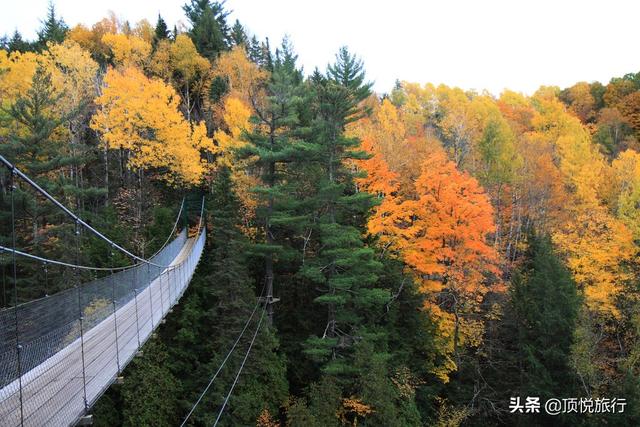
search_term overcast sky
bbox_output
[2,0,639,96]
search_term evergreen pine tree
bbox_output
[0,66,88,299]
[505,233,581,426]
[4,67,65,171]
[326,47,374,107]
[238,38,316,326]
[153,14,170,48]
[511,234,579,396]
[169,167,288,425]
[247,35,263,65]
[120,339,180,427]
[7,30,32,53]
[307,376,343,426]
[37,1,68,48]
[301,48,388,375]
[230,19,248,47]
[262,37,273,71]
[182,0,230,60]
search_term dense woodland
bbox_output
[2,1,640,426]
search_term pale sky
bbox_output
[2,0,639,96]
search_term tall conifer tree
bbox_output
[301,48,388,374]
[183,0,230,60]
[169,167,288,425]
[153,14,170,48]
[239,39,316,324]
[37,2,68,48]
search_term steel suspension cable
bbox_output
[213,305,267,427]
[0,246,133,271]
[0,155,168,268]
[0,197,185,272]
[180,278,266,427]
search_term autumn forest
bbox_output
[2,1,640,426]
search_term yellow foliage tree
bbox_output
[337,397,374,427]
[0,50,40,140]
[148,39,172,80]
[101,33,151,68]
[41,40,100,181]
[552,205,634,316]
[347,98,434,195]
[90,66,214,185]
[212,96,260,219]
[67,13,121,63]
[528,88,636,316]
[208,45,268,109]
[214,96,251,162]
[611,149,640,240]
[563,82,596,123]
[132,19,154,44]
[0,50,39,104]
[150,34,211,122]
[207,47,268,220]
[435,85,483,167]
[43,40,98,116]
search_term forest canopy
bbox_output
[2,2,640,426]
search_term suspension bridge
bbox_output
[0,155,212,426]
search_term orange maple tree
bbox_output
[357,141,501,377]
[403,149,501,373]
[352,134,404,255]
[399,148,501,312]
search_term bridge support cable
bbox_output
[0,154,183,270]
[0,196,184,274]
[180,281,267,427]
[213,305,267,427]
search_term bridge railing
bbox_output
[0,228,206,427]
[0,229,187,388]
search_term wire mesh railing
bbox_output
[0,229,187,388]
